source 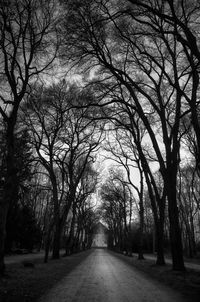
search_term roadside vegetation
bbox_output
[0,250,92,302]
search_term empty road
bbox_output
[38,249,186,302]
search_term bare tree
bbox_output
[104,127,145,259]
[178,164,200,257]
[60,0,187,270]
[104,113,166,264]
[100,168,133,253]
[65,164,98,254]
[127,0,200,169]
[0,0,58,274]
[25,82,104,260]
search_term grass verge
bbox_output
[110,251,200,302]
[0,250,92,302]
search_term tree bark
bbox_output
[65,208,76,255]
[0,202,9,275]
[44,226,52,263]
[145,171,166,266]
[0,120,16,275]
[166,174,185,271]
[155,218,165,265]
[51,175,60,259]
[52,221,61,259]
[138,203,145,260]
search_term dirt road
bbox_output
[38,249,186,302]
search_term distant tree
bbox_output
[104,124,147,260]
[65,163,98,253]
[99,102,166,264]
[178,164,200,257]
[100,169,133,253]
[25,82,104,260]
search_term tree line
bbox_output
[0,0,102,275]
[0,0,200,275]
[60,0,200,271]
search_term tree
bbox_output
[65,163,98,254]
[104,127,145,259]
[100,168,133,253]
[127,0,200,170]
[104,119,167,263]
[26,82,104,260]
[60,0,186,270]
[178,164,200,257]
[66,162,98,255]
[0,0,58,274]
[0,121,38,252]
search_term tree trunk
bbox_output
[145,173,166,265]
[0,202,9,275]
[155,218,165,265]
[65,211,76,255]
[167,176,185,271]
[138,204,145,260]
[51,177,60,259]
[52,221,61,259]
[0,120,16,275]
[44,227,52,263]
[189,212,197,257]
[79,228,84,250]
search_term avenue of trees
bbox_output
[0,0,60,274]
[0,0,200,275]
[0,0,101,274]
[60,0,200,271]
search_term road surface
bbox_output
[38,249,186,302]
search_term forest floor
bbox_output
[0,249,200,302]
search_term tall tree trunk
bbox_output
[51,178,60,259]
[0,120,16,275]
[167,173,185,271]
[145,173,166,265]
[189,211,197,257]
[155,218,165,265]
[65,208,76,255]
[52,222,61,259]
[0,202,9,275]
[138,201,145,260]
[44,226,52,263]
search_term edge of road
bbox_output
[132,253,200,271]
[4,249,200,272]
